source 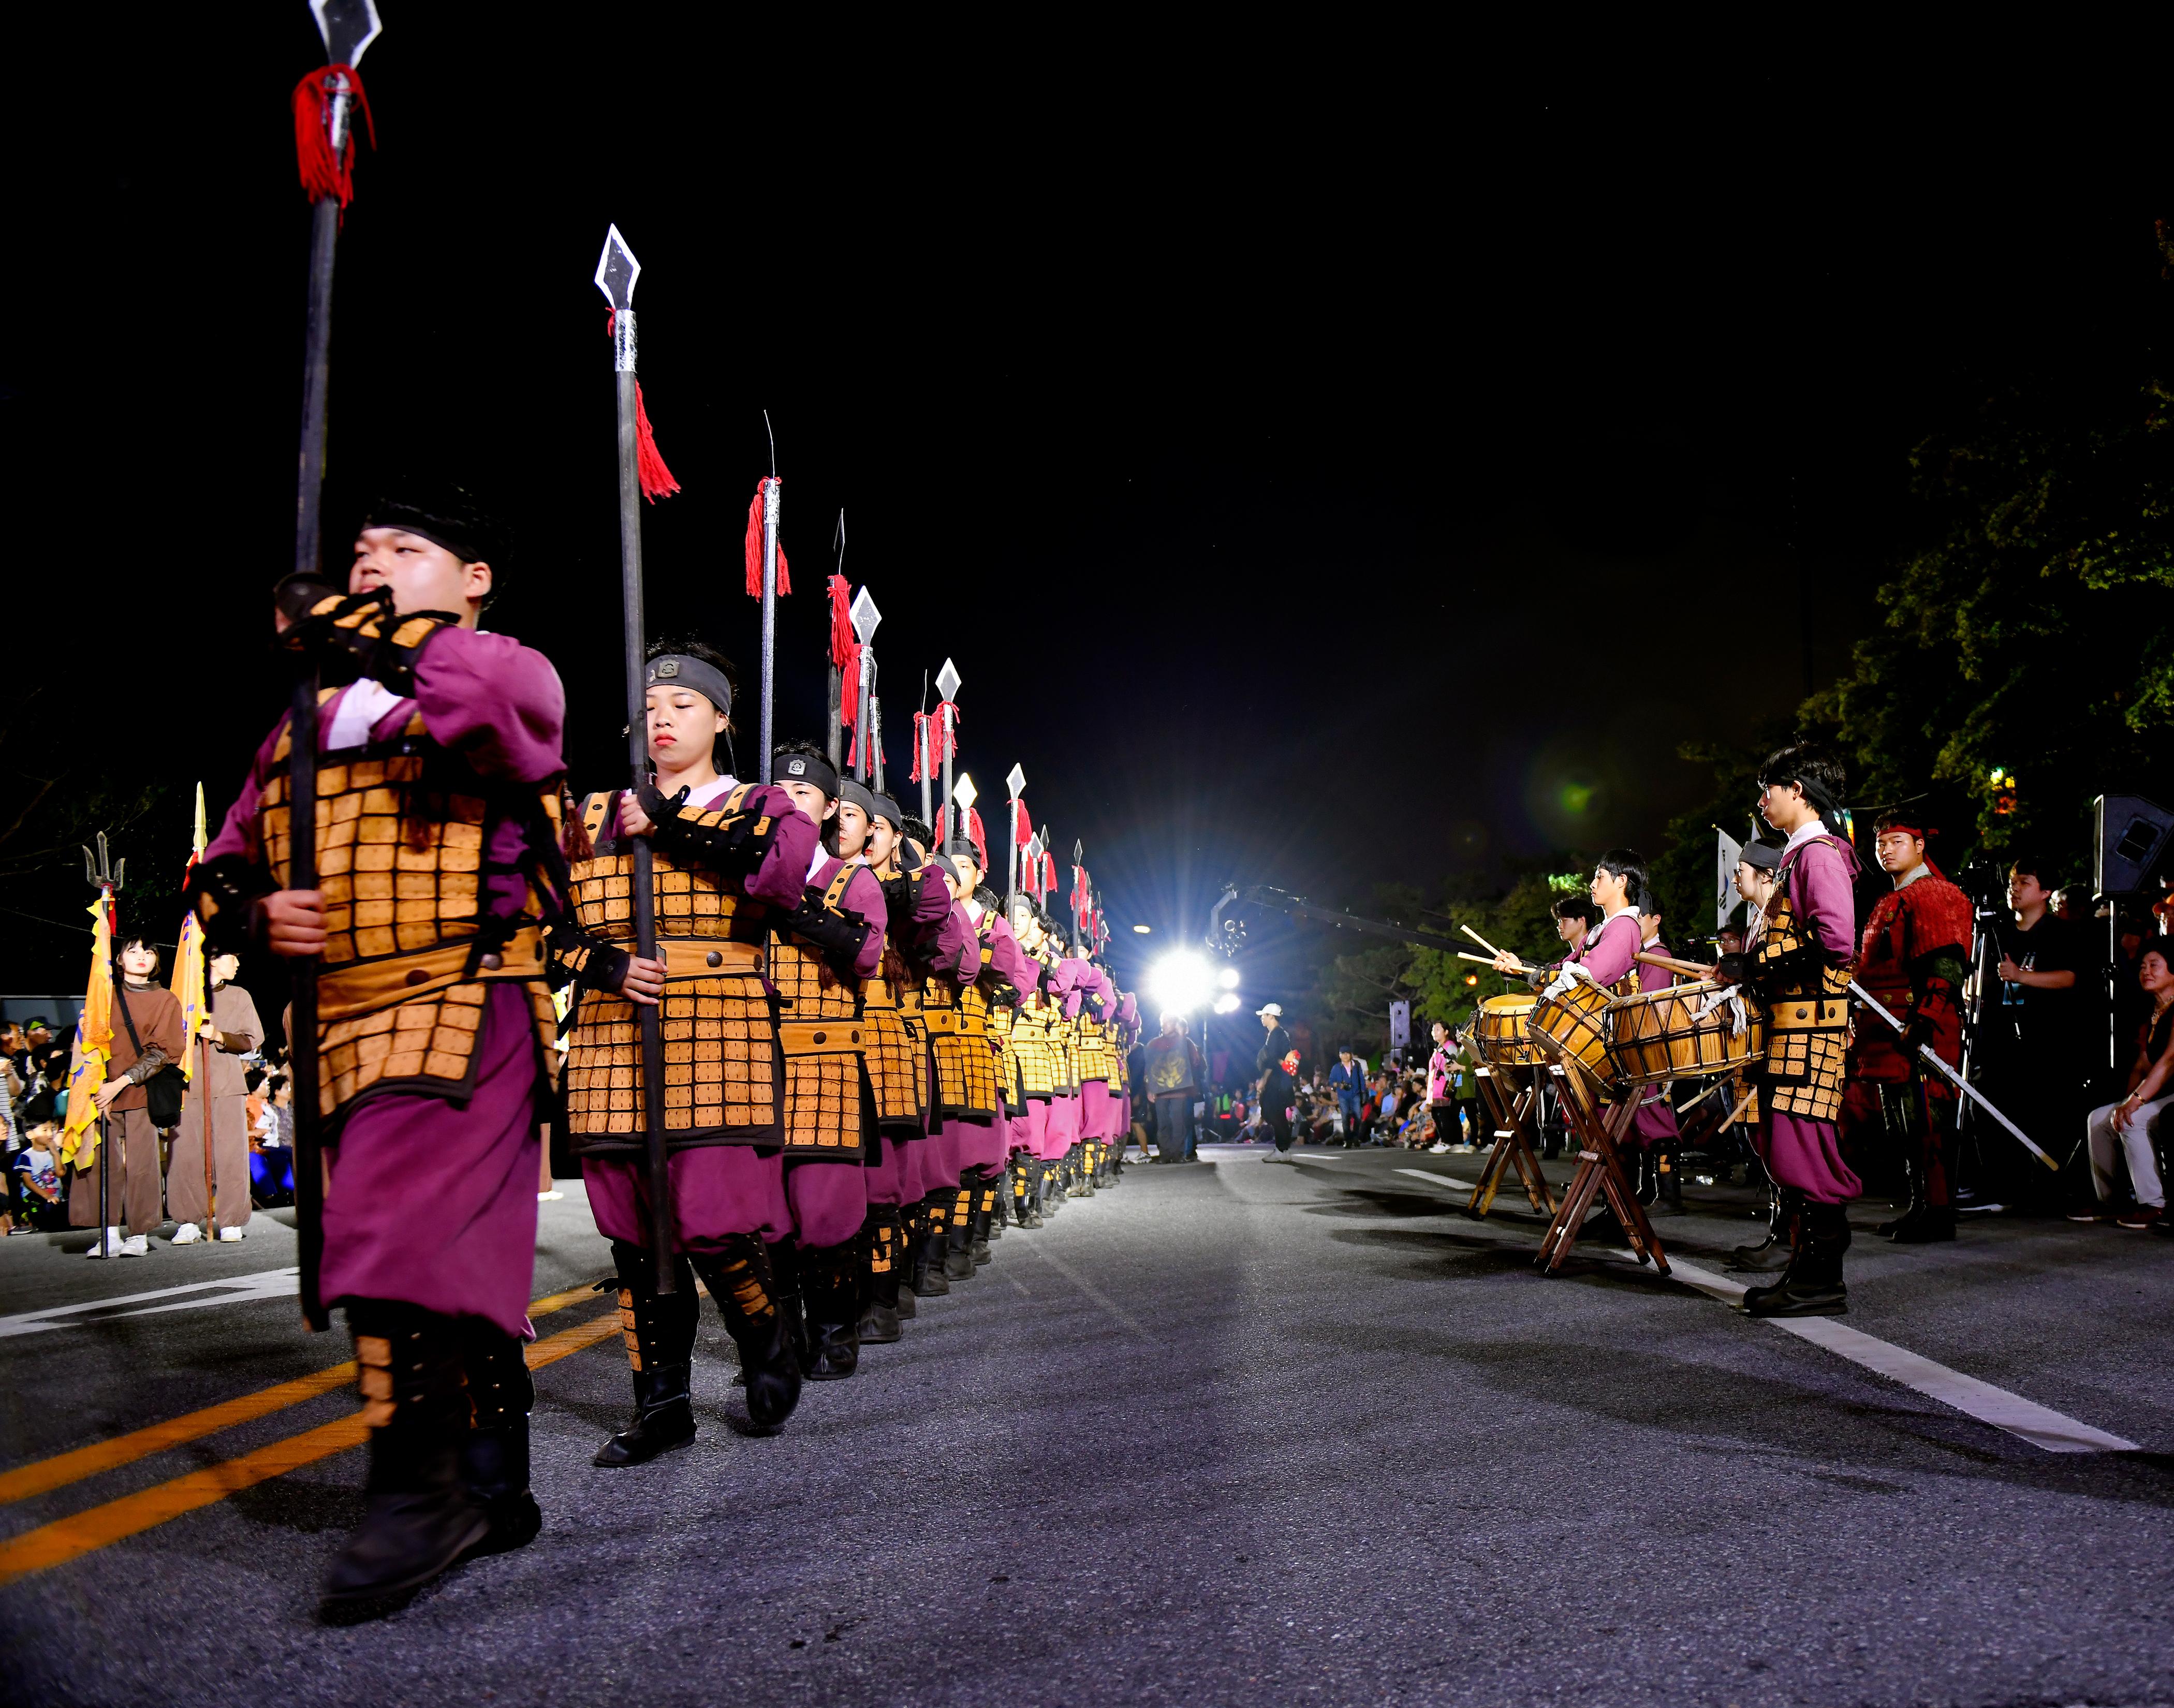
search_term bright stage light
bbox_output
[1148,950,1214,1014]
[1217,967,1240,989]
[1213,993,1241,1014]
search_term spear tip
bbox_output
[309,0,384,66]
[594,224,641,311]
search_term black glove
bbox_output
[1038,962,1062,995]
[783,890,872,980]
[544,921,633,995]
[1711,953,1749,988]
[640,783,780,878]
[185,852,273,957]
[274,580,457,697]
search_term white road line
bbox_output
[0,1268,301,1340]
[1022,1242,1151,1342]
[1659,1257,2137,1454]
[1393,1167,1484,1194]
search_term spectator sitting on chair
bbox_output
[2074,944,2174,1231]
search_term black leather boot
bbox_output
[892,1204,919,1317]
[1743,1199,1849,1316]
[593,1242,699,1468]
[943,1185,977,1281]
[988,1174,1007,1238]
[1041,1158,1065,1215]
[690,1235,803,1431]
[458,1321,541,1554]
[910,1191,952,1295]
[798,1238,863,1380]
[858,1206,904,1344]
[1730,1188,1797,1272]
[768,1238,812,1369]
[1887,1201,1956,1243]
[321,1302,492,1612]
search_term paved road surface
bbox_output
[4,1145,2172,1707]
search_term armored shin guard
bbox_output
[1039,1159,1062,1216]
[594,1242,699,1469]
[910,1192,951,1295]
[968,1177,996,1266]
[943,1183,977,1281]
[689,1236,803,1431]
[458,1320,541,1554]
[321,1301,492,1611]
[893,1203,920,1316]
[858,1206,904,1344]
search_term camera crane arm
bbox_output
[1207,884,1470,958]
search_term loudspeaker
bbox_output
[2094,794,2174,898]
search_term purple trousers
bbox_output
[1628,1088,1681,1151]
[322,983,542,1341]
[1042,1093,1081,1159]
[585,1143,788,1255]
[787,1160,869,1248]
[1760,1111,1862,1205]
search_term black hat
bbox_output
[942,838,983,868]
[869,792,903,829]
[837,776,878,818]
[358,483,508,576]
[772,749,839,799]
[1739,840,1783,872]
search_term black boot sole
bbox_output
[1742,1286,1847,1318]
[319,1506,494,1613]
[592,1417,696,1468]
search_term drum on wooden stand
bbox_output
[1605,979,1766,1086]
[1474,993,1545,1066]
[1526,979,1612,1079]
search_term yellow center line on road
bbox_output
[0,1306,622,1589]
[0,1278,609,1510]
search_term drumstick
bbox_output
[1715,1088,1758,1132]
[1636,950,1720,979]
[1458,950,1544,976]
[1460,924,1507,959]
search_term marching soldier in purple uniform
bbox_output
[194,492,567,1609]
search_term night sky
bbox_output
[8,25,2170,1008]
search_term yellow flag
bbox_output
[171,783,210,1082]
[59,901,115,1169]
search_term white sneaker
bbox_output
[170,1222,202,1245]
[1427,1142,1450,1154]
[217,1226,244,1243]
[120,1234,149,1257]
[85,1227,122,1258]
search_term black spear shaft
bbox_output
[600,230,677,1286]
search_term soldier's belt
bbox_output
[778,1020,868,1057]
[922,1009,988,1038]
[317,925,547,1026]
[654,937,766,980]
[1767,998,1849,1032]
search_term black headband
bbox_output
[869,792,903,828]
[837,777,878,818]
[772,749,839,798]
[645,655,734,717]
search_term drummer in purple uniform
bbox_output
[194,489,566,1609]
[1633,904,1686,1214]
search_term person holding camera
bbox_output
[69,935,185,1257]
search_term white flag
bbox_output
[1716,829,1743,931]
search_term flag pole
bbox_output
[918,672,933,829]
[596,226,678,1289]
[759,414,780,785]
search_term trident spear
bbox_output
[288,0,382,1331]
[595,226,678,1287]
[83,834,124,1260]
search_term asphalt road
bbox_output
[4,1145,2173,1708]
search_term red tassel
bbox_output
[634,384,679,502]
[1042,852,1056,895]
[966,806,987,871]
[826,576,855,670]
[933,701,960,762]
[839,639,861,730]
[292,66,376,210]
[910,712,931,784]
[743,478,791,597]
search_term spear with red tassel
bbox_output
[286,0,382,1332]
[594,224,678,1290]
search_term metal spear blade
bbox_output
[850,586,882,645]
[310,0,383,65]
[1025,834,1043,861]
[936,658,961,703]
[952,773,978,811]
[594,224,641,312]
[1005,763,1026,798]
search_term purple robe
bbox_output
[1628,935,1683,1149]
[204,628,567,1338]
[1760,833,1864,1205]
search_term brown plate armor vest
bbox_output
[1751,843,1854,1123]
[562,790,783,1153]
[769,862,875,1158]
[924,955,1000,1121]
[860,963,925,1135]
[1075,1010,1121,1084]
[256,694,560,1128]
[975,910,1027,1110]
[1007,988,1062,1100]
